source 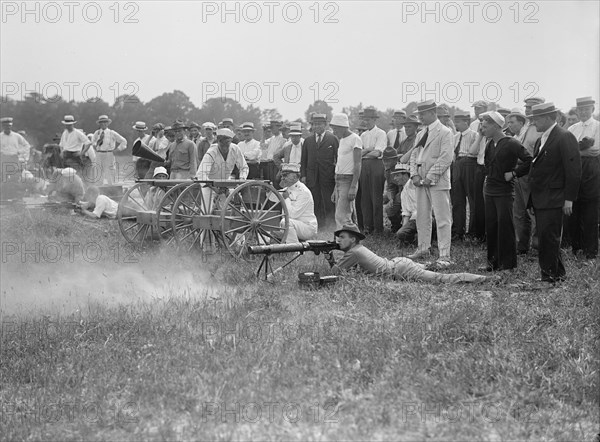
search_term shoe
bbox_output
[408,249,430,260]
[478,264,494,272]
[435,258,454,268]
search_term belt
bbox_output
[457,155,476,159]
[96,150,114,153]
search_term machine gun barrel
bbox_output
[248,240,339,256]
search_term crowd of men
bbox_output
[1,95,598,283]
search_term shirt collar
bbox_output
[460,128,471,135]
[582,117,594,125]
[427,119,440,131]
[543,122,557,139]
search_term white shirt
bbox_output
[361,125,387,153]
[284,181,318,229]
[539,122,557,152]
[263,134,285,160]
[289,140,303,165]
[238,139,261,161]
[569,117,600,157]
[0,130,30,161]
[336,132,363,174]
[60,129,89,153]
[387,127,407,148]
[92,128,127,152]
[150,136,170,159]
[415,119,443,164]
[401,180,417,220]
[453,128,477,157]
[469,119,480,132]
[196,143,249,180]
[93,195,119,218]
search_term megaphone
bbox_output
[132,140,164,163]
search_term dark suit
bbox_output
[301,131,339,227]
[528,125,581,282]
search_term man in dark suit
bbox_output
[301,113,339,228]
[528,103,582,283]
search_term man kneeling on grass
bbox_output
[325,224,492,283]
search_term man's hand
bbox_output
[504,171,514,182]
[348,186,357,201]
[324,251,336,267]
[282,190,290,199]
[422,178,432,187]
[563,200,573,216]
[411,176,422,187]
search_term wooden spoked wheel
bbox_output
[117,182,157,247]
[154,183,189,245]
[171,183,222,254]
[220,181,289,260]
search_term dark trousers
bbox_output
[310,178,336,228]
[360,159,385,233]
[356,184,363,231]
[485,194,517,270]
[569,156,600,258]
[514,175,538,252]
[451,157,476,238]
[397,219,417,244]
[62,151,83,175]
[535,208,566,282]
[469,164,486,240]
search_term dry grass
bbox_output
[1,206,598,441]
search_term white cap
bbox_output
[480,111,505,128]
[216,128,235,138]
[330,113,349,128]
[61,168,78,177]
[153,166,168,177]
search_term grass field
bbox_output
[1,206,598,441]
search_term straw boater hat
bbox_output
[270,119,283,126]
[576,97,595,108]
[222,118,234,125]
[330,113,349,128]
[393,110,407,119]
[334,223,366,240]
[310,114,327,123]
[202,122,217,130]
[97,115,112,124]
[240,122,255,131]
[62,115,77,125]
[281,163,301,174]
[415,100,437,113]
[0,117,13,126]
[132,121,147,131]
[531,102,559,117]
[289,124,302,135]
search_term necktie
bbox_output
[416,128,429,148]
[97,130,104,148]
[316,134,321,146]
[454,133,463,159]
[533,138,541,158]
[393,129,400,150]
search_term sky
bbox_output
[2,0,599,120]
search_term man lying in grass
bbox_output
[78,186,119,219]
[325,224,492,283]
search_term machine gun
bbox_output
[248,240,339,280]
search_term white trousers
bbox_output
[416,187,452,258]
[281,219,317,243]
[96,152,116,185]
